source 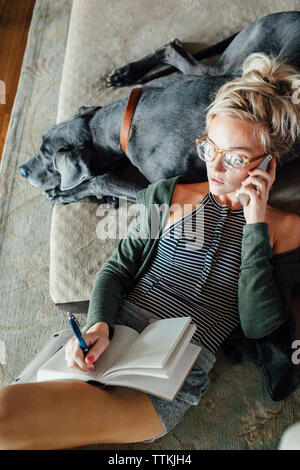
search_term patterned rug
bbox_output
[0,0,73,383]
[0,0,299,450]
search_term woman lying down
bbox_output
[0,52,300,449]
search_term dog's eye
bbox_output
[41,145,51,155]
[57,147,69,153]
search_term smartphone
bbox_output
[235,155,273,206]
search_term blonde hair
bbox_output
[205,53,300,156]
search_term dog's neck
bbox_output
[89,101,127,158]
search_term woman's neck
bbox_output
[213,192,243,210]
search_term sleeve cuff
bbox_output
[243,222,269,237]
[83,320,115,340]
[108,324,114,340]
[242,222,273,262]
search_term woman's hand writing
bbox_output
[236,157,277,224]
[64,321,110,371]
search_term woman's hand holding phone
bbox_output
[236,156,276,224]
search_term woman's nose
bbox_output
[210,153,225,172]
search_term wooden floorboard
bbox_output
[0,0,36,161]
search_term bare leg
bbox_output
[0,381,165,449]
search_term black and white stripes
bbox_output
[125,192,246,354]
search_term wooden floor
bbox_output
[0,0,36,161]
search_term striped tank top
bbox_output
[125,191,246,354]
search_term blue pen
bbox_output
[68,312,89,354]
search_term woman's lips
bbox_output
[210,177,224,184]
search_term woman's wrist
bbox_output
[87,321,109,337]
[245,218,265,224]
[244,210,266,225]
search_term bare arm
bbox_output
[271,212,300,255]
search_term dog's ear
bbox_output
[53,147,93,191]
[75,106,102,118]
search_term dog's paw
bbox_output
[96,195,120,209]
[53,197,70,205]
[98,202,116,210]
[106,64,141,87]
[43,188,58,201]
[106,66,131,87]
[43,189,72,205]
[105,196,119,208]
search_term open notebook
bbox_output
[37,316,201,400]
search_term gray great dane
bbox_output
[18,11,300,208]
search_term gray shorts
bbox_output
[110,298,216,443]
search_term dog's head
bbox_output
[18,106,103,191]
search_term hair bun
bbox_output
[242,52,297,97]
[242,52,274,79]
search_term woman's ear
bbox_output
[270,156,277,166]
[272,155,279,169]
[271,156,279,179]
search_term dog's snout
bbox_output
[18,166,29,178]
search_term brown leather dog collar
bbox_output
[120,87,142,154]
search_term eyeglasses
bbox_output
[195,134,269,173]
